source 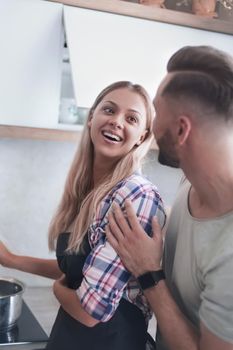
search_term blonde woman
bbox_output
[0,81,166,350]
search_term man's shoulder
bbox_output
[168,179,190,216]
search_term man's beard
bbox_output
[156,129,180,168]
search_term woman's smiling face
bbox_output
[88,87,148,164]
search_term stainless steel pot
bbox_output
[0,277,25,331]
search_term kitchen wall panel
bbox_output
[0,0,63,128]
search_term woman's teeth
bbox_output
[102,131,122,142]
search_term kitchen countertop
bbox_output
[23,286,59,337]
[0,286,59,350]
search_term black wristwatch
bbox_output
[137,270,165,291]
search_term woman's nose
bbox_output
[109,115,124,129]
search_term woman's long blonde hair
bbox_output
[48,81,154,252]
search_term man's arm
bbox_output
[144,279,233,350]
[106,200,233,350]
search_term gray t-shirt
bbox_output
[156,181,233,349]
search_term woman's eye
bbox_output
[103,107,114,114]
[128,115,138,123]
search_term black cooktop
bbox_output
[0,300,48,346]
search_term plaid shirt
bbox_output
[76,172,166,323]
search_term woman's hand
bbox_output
[53,275,67,299]
[53,274,99,327]
[106,199,164,277]
[0,241,14,268]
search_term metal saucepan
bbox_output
[0,277,25,331]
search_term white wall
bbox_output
[0,139,76,286]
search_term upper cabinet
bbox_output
[0,0,63,128]
[64,5,233,108]
[52,0,233,34]
[0,0,232,136]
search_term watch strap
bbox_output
[137,269,165,291]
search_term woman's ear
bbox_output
[87,115,93,128]
[177,115,191,146]
[136,130,148,146]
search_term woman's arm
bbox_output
[0,241,62,279]
[76,179,166,323]
[53,276,99,327]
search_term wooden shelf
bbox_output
[49,0,233,35]
[0,125,82,143]
[0,124,158,149]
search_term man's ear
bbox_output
[136,130,148,146]
[177,115,191,146]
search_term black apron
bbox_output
[46,233,147,350]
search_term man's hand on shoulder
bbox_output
[106,199,163,277]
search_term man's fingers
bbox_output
[124,199,143,235]
[105,225,129,263]
[152,216,163,241]
[112,203,132,236]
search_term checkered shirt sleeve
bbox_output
[76,173,166,322]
